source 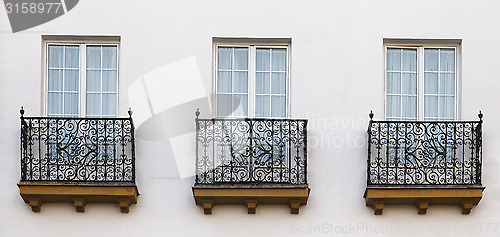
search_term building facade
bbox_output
[1,0,499,236]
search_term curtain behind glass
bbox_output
[424,48,455,120]
[256,48,287,118]
[217,47,248,118]
[47,45,79,116]
[386,48,417,120]
[86,46,118,117]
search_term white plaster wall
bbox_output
[1,0,500,236]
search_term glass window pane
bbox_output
[402,49,417,72]
[424,72,438,94]
[387,72,401,94]
[271,72,286,94]
[440,49,455,72]
[48,92,63,115]
[386,95,401,118]
[233,72,248,93]
[87,46,101,69]
[217,94,232,117]
[439,96,455,119]
[64,69,79,91]
[217,72,231,93]
[48,46,64,68]
[386,49,401,71]
[86,93,101,116]
[86,70,101,92]
[102,93,117,116]
[234,94,248,117]
[271,49,287,71]
[402,96,416,119]
[48,69,63,91]
[256,72,270,94]
[102,46,117,69]
[233,48,248,70]
[402,73,416,95]
[424,95,438,118]
[218,47,232,70]
[256,49,270,71]
[102,70,117,92]
[64,93,79,115]
[424,49,439,71]
[440,73,455,95]
[256,95,270,117]
[271,96,286,117]
[64,46,79,68]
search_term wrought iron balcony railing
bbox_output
[20,108,136,182]
[367,111,483,186]
[195,111,308,185]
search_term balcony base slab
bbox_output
[18,182,139,213]
[193,185,310,214]
[364,186,484,215]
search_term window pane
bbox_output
[217,94,232,117]
[233,48,248,70]
[87,46,101,69]
[64,93,79,115]
[271,96,286,117]
[256,49,270,71]
[256,72,270,94]
[48,69,63,91]
[218,71,232,93]
[102,46,117,69]
[271,49,287,71]
[402,49,417,72]
[271,72,286,94]
[102,93,117,116]
[386,49,401,71]
[440,73,455,95]
[439,96,455,119]
[386,72,401,94]
[48,46,64,68]
[440,49,455,72]
[218,47,232,70]
[424,95,438,118]
[233,71,248,93]
[386,95,401,118]
[256,95,270,117]
[87,70,101,92]
[424,49,439,71]
[402,73,416,95]
[86,93,101,116]
[402,96,416,119]
[234,94,248,117]
[102,71,117,92]
[64,46,79,68]
[64,69,79,91]
[48,92,63,115]
[424,72,438,94]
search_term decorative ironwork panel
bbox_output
[195,116,307,185]
[20,109,135,182]
[367,112,483,185]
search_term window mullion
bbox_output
[248,46,256,117]
[80,44,87,117]
[417,47,425,120]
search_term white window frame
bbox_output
[212,40,291,118]
[42,37,120,117]
[384,40,461,121]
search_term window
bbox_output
[214,40,289,118]
[385,42,459,121]
[45,37,119,117]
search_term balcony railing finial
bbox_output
[128,107,133,117]
[369,110,374,121]
[195,108,200,119]
[20,106,25,118]
[478,110,483,121]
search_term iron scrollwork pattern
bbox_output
[367,112,483,185]
[20,108,135,182]
[195,116,308,185]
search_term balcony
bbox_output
[364,111,484,215]
[18,107,139,213]
[192,110,309,214]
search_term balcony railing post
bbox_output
[476,111,483,185]
[195,109,200,184]
[129,108,136,183]
[20,106,27,181]
[367,111,373,185]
